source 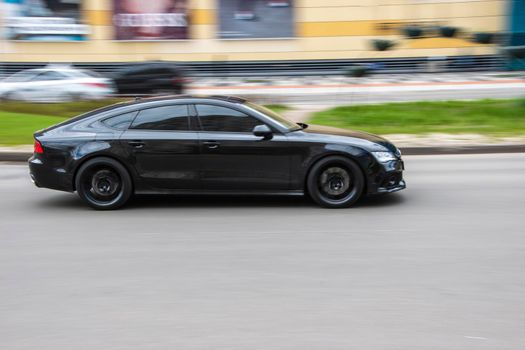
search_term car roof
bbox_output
[136,94,246,104]
[65,95,247,122]
[108,95,247,109]
[39,95,292,136]
[115,62,183,74]
[19,68,82,74]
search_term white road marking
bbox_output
[464,336,488,340]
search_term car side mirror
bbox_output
[253,124,273,140]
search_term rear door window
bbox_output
[131,105,190,131]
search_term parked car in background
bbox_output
[0,66,115,102]
[112,62,188,95]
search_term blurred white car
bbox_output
[0,67,115,102]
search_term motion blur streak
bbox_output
[1,153,524,349]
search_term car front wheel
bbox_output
[307,156,364,208]
[75,157,132,210]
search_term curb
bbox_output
[400,144,525,155]
[0,152,31,162]
[1,145,525,163]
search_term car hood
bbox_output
[301,124,399,154]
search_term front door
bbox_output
[194,103,291,191]
[120,104,200,190]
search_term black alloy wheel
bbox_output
[307,156,364,208]
[75,157,132,210]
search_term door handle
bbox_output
[203,141,220,149]
[128,140,145,148]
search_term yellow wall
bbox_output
[0,0,507,62]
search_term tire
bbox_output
[151,89,170,96]
[174,85,184,95]
[67,92,83,102]
[3,92,22,101]
[75,157,133,210]
[306,156,364,208]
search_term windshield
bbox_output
[61,70,89,78]
[245,102,302,132]
[77,69,104,78]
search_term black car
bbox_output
[112,62,187,95]
[29,95,405,210]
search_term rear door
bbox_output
[119,104,200,190]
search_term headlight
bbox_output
[372,151,397,162]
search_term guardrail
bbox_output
[0,55,505,79]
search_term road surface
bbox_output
[1,154,524,350]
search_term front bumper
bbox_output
[367,158,406,195]
[376,179,406,194]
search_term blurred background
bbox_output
[0,0,524,146]
[1,0,523,67]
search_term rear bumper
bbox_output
[28,155,74,192]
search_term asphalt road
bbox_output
[1,153,525,350]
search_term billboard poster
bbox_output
[113,0,189,40]
[218,0,294,39]
[3,0,88,41]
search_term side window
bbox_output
[196,104,261,133]
[102,111,137,130]
[32,71,66,81]
[154,68,170,76]
[131,105,189,131]
[5,71,37,82]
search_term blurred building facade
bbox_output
[0,0,516,63]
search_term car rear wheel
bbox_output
[307,156,364,208]
[3,92,23,101]
[75,157,132,210]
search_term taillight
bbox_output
[83,82,108,88]
[172,76,190,84]
[34,140,44,154]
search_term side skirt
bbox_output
[134,189,305,196]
